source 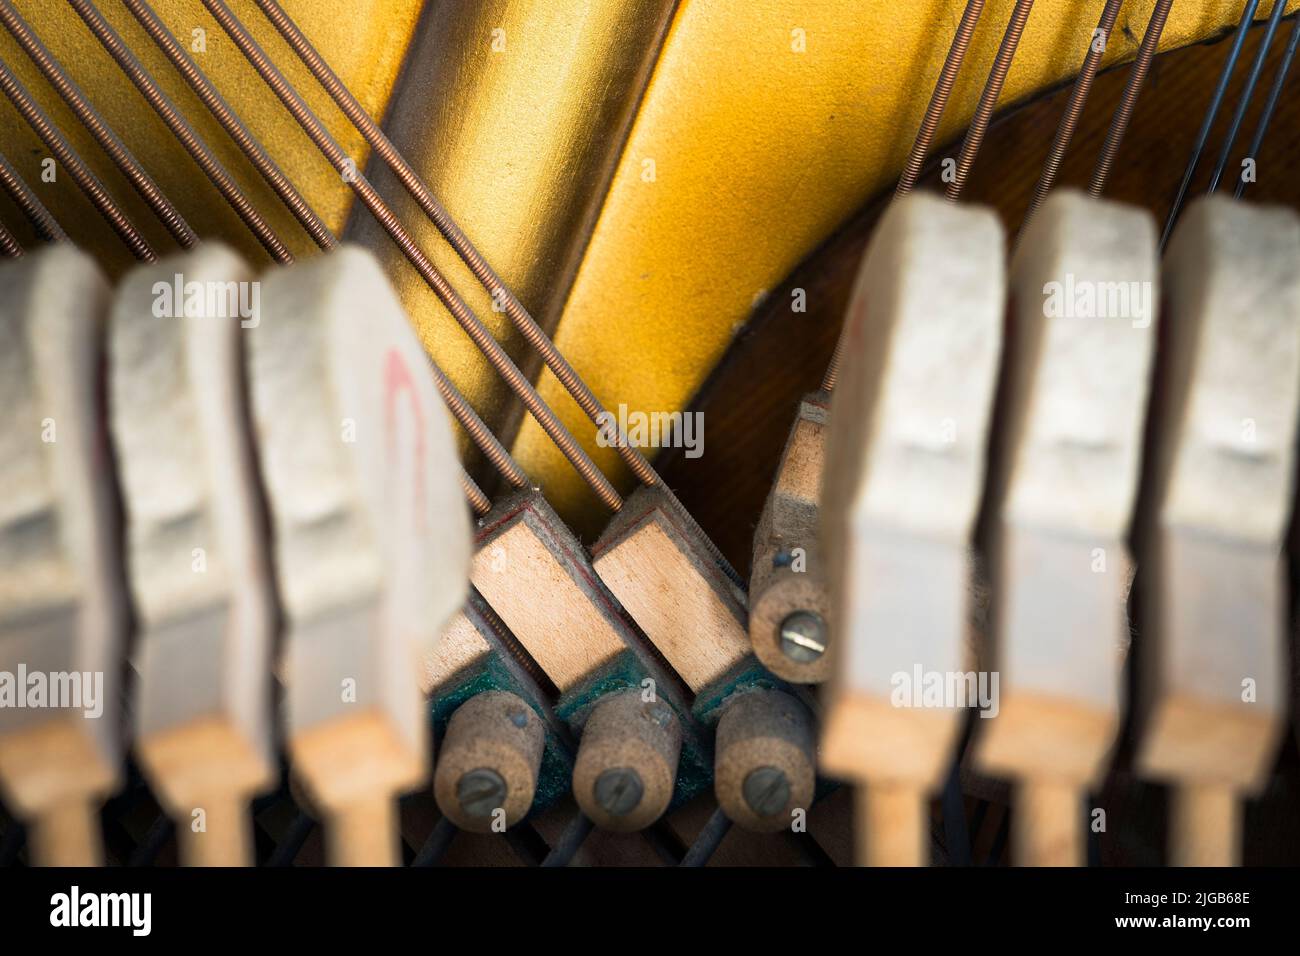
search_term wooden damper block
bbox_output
[424,590,573,833]
[472,488,705,832]
[594,485,816,833]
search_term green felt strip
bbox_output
[691,655,782,725]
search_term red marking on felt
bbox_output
[384,348,425,530]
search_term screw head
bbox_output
[779,610,827,663]
[743,766,791,818]
[457,768,508,819]
[594,767,644,817]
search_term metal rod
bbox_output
[121,0,334,251]
[1023,0,1125,226]
[895,0,987,200]
[114,2,524,495]
[461,471,493,517]
[1235,10,1300,199]
[266,811,314,867]
[0,148,65,242]
[1088,0,1175,197]
[679,804,732,867]
[66,0,292,263]
[816,1,992,393]
[248,0,743,585]
[0,0,194,248]
[1160,0,1260,247]
[49,2,513,503]
[430,360,529,490]
[0,218,21,257]
[199,0,623,511]
[1207,0,1290,193]
[819,330,847,395]
[823,0,988,392]
[540,812,594,868]
[0,57,153,259]
[253,0,657,487]
[411,817,458,867]
[946,0,1037,202]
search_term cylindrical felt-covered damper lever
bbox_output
[714,690,816,832]
[572,689,681,832]
[749,568,833,685]
[748,394,834,685]
[434,691,545,832]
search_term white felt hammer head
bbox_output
[0,244,125,814]
[248,246,471,808]
[107,243,277,810]
[820,194,1004,787]
[250,245,471,648]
